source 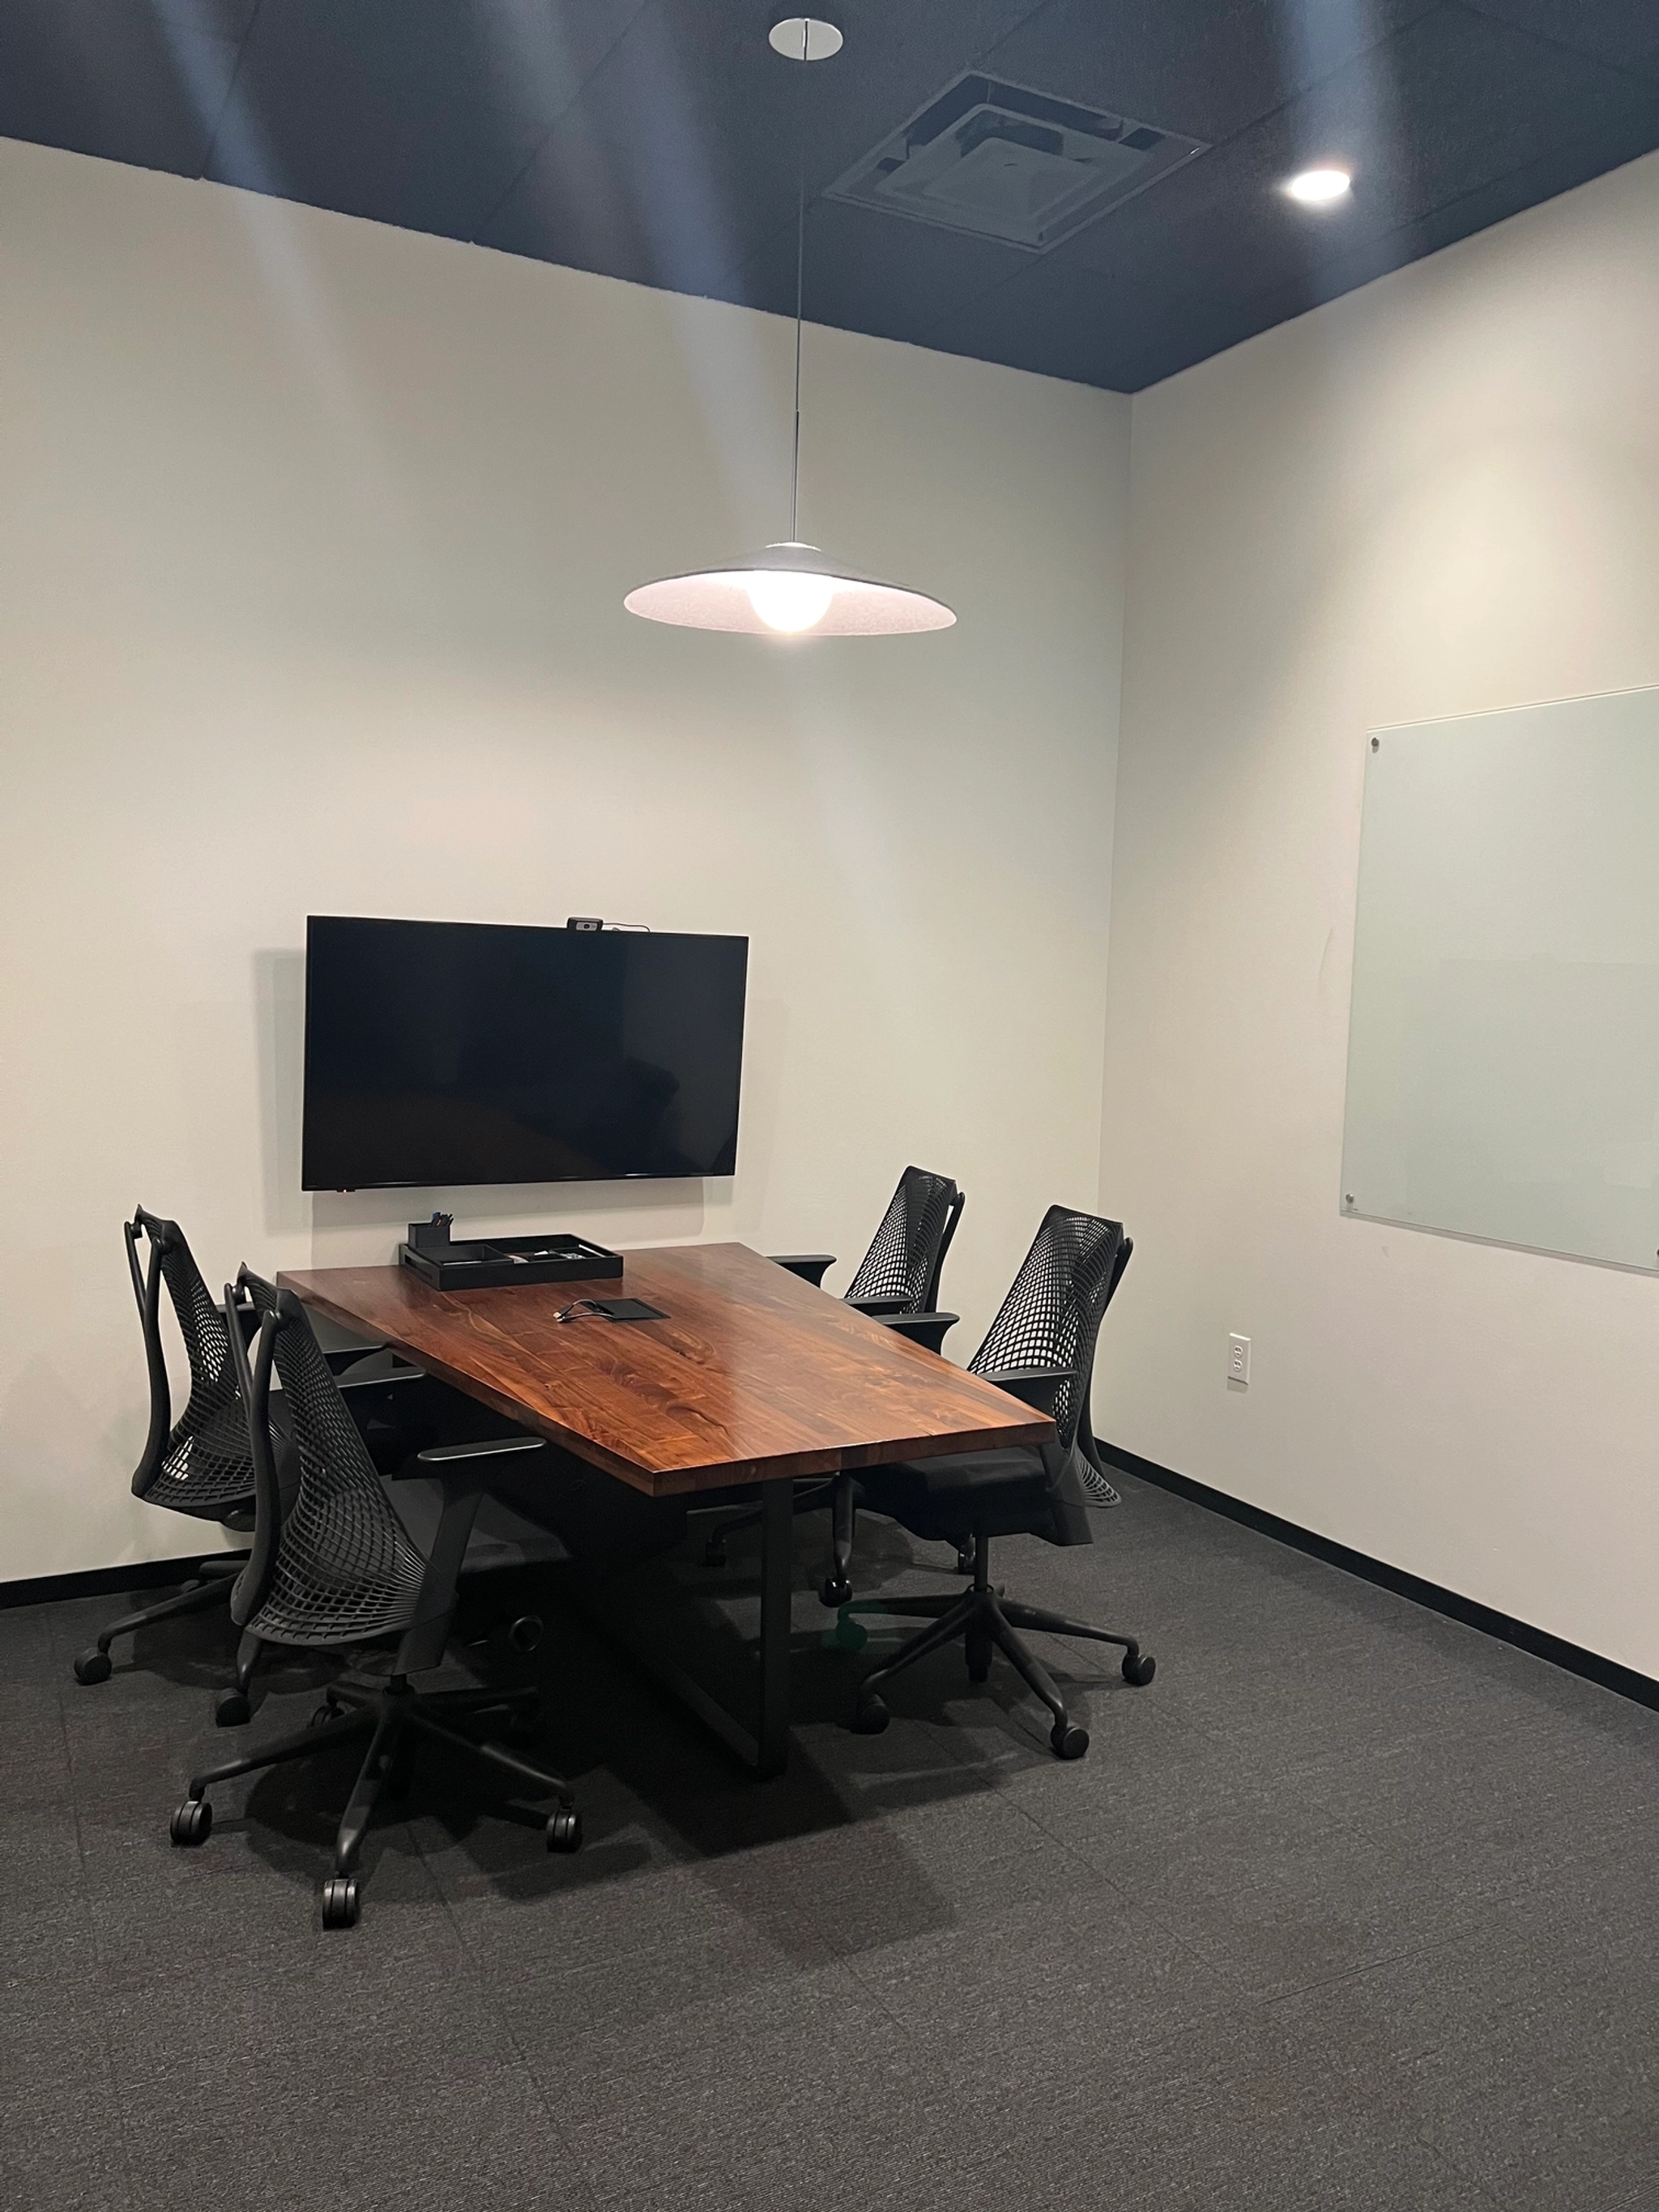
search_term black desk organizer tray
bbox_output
[399,1219,622,1291]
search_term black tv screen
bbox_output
[301,916,748,1191]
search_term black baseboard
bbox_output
[1102,1441,1659,1717]
[0,1554,236,1612]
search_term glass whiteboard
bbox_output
[1341,687,1659,1271]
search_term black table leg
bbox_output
[560,1480,795,1779]
[755,1479,792,1779]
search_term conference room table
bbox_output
[278,1242,1051,1776]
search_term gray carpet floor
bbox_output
[3,1469,1655,2212]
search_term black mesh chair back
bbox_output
[183,1270,580,1924]
[227,1269,426,1648]
[967,1205,1130,1463]
[125,1206,257,1521]
[842,1166,965,1315]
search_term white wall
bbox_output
[0,138,1129,1581]
[1098,151,1659,1676]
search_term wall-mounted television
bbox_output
[301,916,748,1191]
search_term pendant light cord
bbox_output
[790,16,808,543]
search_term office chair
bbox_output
[769,1163,966,1313]
[834,1205,1154,1760]
[702,1166,966,1579]
[210,1267,574,1729]
[168,1271,580,1930]
[72,1208,267,1688]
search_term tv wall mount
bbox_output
[399,1213,623,1291]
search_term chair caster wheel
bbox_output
[830,1609,868,1653]
[507,1615,542,1656]
[1122,1651,1156,1687]
[819,1575,852,1608]
[309,1699,342,1728]
[954,1543,975,1575]
[546,1808,582,1854]
[73,1648,112,1686]
[170,1797,211,1846]
[215,1689,251,1728]
[321,1876,360,1929]
[965,1627,992,1684]
[852,1693,889,1736]
[1050,1722,1090,1761]
[704,1537,727,1569]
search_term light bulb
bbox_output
[745,569,835,633]
[1284,167,1351,206]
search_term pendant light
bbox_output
[625,15,955,639]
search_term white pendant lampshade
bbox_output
[625,17,953,641]
[624,542,955,637]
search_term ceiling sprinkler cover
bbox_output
[828,73,1206,251]
[768,16,842,62]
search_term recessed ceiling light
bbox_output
[1284,167,1351,206]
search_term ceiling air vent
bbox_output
[826,74,1206,253]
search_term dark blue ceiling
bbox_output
[5,1,1658,390]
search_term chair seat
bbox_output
[859,1447,1076,1546]
[388,1447,686,1578]
[387,1476,572,1575]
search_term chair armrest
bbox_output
[974,1366,1076,1417]
[877,1311,959,1355]
[332,1355,425,1388]
[326,1345,400,1378]
[844,1295,911,1316]
[416,1434,545,1465]
[770,1255,836,1287]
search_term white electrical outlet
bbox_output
[1227,1333,1251,1385]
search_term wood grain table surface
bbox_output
[278,1241,1051,1497]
